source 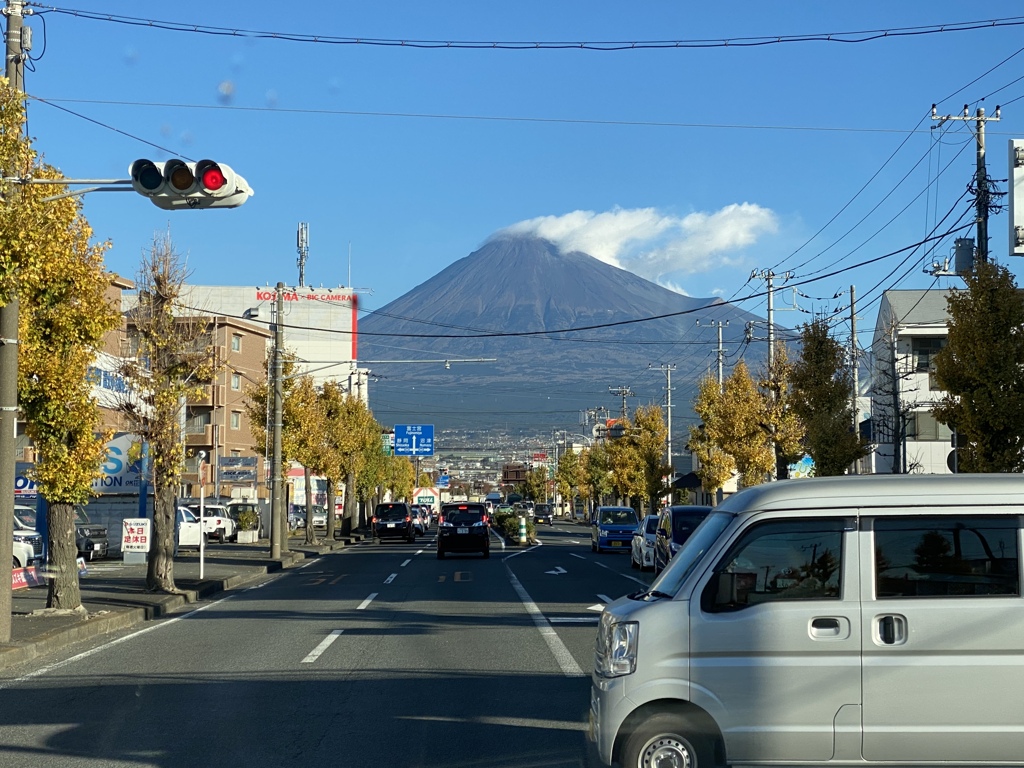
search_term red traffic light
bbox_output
[199,164,226,192]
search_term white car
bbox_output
[186,503,237,542]
[175,507,207,551]
[631,513,659,572]
[13,505,43,569]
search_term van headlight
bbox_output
[595,613,638,678]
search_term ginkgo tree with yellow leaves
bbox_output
[0,83,120,612]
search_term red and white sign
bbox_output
[122,518,152,553]
[11,566,44,590]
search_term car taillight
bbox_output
[371,516,377,524]
[438,516,444,525]
[405,516,411,523]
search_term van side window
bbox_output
[702,519,846,613]
[873,516,1020,598]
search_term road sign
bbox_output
[393,424,434,456]
[122,518,151,553]
[437,474,450,489]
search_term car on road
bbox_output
[437,502,490,559]
[533,503,554,526]
[74,507,109,560]
[631,513,659,571]
[175,507,207,551]
[186,503,237,543]
[591,506,639,553]
[372,502,415,543]
[13,505,44,569]
[653,504,713,575]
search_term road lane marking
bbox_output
[356,593,378,610]
[490,529,506,550]
[593,560,647,586]
[503,544,541,561]
[570,553,586,560]
[400,559,412,567]
[454,571,471,582]
[384,573,397,584]
[549,617,601,624]
[301,630,344,663]
[597,594,613,604]
[568,540,580,544]
[506,566,585,679]
[416,549,424,556]
[545,566,567,575]
[438,575,446,582]
[329,575,346,585]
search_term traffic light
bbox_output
[129,158,253,210]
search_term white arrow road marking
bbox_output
[301,630,343,664]
[545,566,567,575]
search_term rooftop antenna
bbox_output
[297,222,309,287]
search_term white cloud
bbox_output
[500,204,778,285]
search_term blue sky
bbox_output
[21,2,1024,352]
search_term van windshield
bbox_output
[649,511,734,597]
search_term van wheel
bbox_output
[12,556,21,568]
[621,710,715,768]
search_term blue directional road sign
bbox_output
[393,424,435,456]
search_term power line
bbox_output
[34,8,1024,50]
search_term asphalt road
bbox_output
[0,520,654,767]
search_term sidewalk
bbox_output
[0,531,366,671]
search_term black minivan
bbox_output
[372,502,415,543]
[653,504,713,574]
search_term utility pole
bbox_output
[270,283,285,558]
[697,319,729,390]
[649,364,675,467]
[296,222,309,287]
[932,103,1001,263]
[0,0,28,643]
[850,286,859,471]
[608,386,634,421]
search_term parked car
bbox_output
[372,502,415,543]
[13,505,43,569]
[591,506,639,553]
[533,503,554,526]
[310,505,328,530]
[437,502,490,559]
[175,507,207,551]
[74,507,109,561]
[653,504,714,575]
[186,503,237,542]
[631,513,659,571]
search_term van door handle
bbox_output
[809,617,847,639]
[876,614,907,645]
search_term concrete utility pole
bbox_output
[697,319,729,391]
[931,103,1000,263]
[0,0,27,642]
[608,386,634,421]
[270,283,285,559]
[850,285,859,442]
[649,364,675,467]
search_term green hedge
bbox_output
[492,511,536,543]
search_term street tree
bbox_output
[524,466,548,502]
[320,383,380,533]
[631,404,672,513]
[790,318,866,475]
[606,431,644,508]
[933,261,1024,472]
[118,233,215,593]
[687,421,735,504]
[3,101,120,609]
[287,375,327,543]
[244,351,303,549]
[714,360,775,486]
[580,442,612,513]
[384,454,415,502]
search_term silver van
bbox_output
[589,474,1024,768]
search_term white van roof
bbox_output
[717,474,1024,514]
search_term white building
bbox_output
[868,289,954,475]
[178,284,370,402]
